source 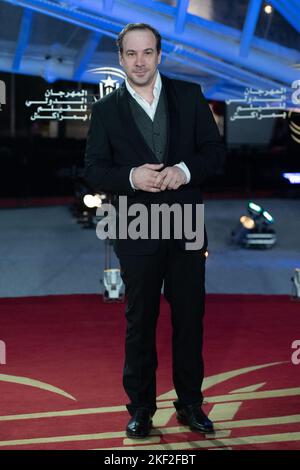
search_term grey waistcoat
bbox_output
[128,88,168,163]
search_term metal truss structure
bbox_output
[0,0,299,100]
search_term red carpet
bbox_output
[0,294,299,450]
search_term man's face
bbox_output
[119,29,161,88]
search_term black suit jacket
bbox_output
[85,74,225,256]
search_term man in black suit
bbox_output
[85,23,225,439]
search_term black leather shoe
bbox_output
[126,408,152,439]
[174,401,214,433]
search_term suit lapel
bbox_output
[161,74,180,165]
[116,82,157,163]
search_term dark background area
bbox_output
[0,71,299,199]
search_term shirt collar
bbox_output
[125,70,161,102]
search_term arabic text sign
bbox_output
[25,70,126,121]
[227,81,300,121]
[227,87,288,121]
[25,89,89,122]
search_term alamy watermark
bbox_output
[96,196,205,251]
[0,340,6,365]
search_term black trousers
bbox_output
[118,239,206,416]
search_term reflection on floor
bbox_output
[0,199,299,297]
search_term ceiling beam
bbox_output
[164,52,251,90]
[127,0,300,63]
[240,0,263,57]
[163,43,282,90]
[7,0,121,35]
[12,8,33,72]
[73,31,102,81]
[174,0,190,34]
[3,45,297,103]
[53,0,300,84]
[171,3,300,61]
[103,0,114,12]
[289,0,300,11]
[3,0,299,90]
[269,0,300,34]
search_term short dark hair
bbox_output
[117,23,162,54]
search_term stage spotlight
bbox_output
[283,173,300,184]
[102,268,125,302]
[205,251,209,258]
[248,201,262,215]
[83,194,95,208]
[71,176,108,228]
[83,194,102,208]
[240,215,255,230]
[264,4,273,14]
[262,210,274,224]
[231,201,276,249]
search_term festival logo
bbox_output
[1,361,299,450]
[88,66,126,99]
[24,67,125,121]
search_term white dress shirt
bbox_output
[125,71,191,190]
